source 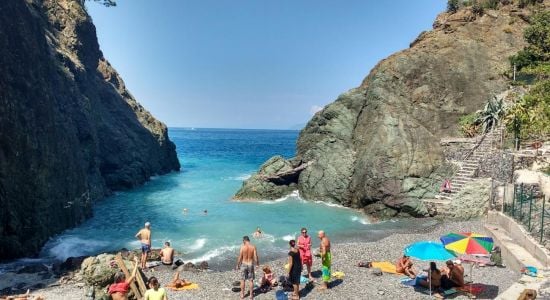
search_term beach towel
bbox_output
[371,261,403,274]
[166,283,199,291]
[457,284,485,294]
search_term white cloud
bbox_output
[310,105,323,115]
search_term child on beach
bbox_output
[259,265,277,292]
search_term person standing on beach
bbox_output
[135,222,152,269]
[287,240,302,300]
[297,227,313,281]
[318,230,331,290]
[236,236,259,300]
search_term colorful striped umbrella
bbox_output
[440,232,494,255]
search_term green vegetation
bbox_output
[84,0,116,7]
[448,0,460,13]
[459,112,481,137]
[518,0,544,8]
[506,11,550,143]
[477,96,505,133]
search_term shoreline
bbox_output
[23,219,519,299]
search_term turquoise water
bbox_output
[37,128,436,270]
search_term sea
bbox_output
[2,128,439,272]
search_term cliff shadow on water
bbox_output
[0,0,179,260]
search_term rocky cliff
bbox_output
[0,0,180,259]
[235,2,547,217]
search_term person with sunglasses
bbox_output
[297,227,313,281]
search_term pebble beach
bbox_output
[33,219,519,300]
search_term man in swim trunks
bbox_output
[318,230,331,290]
[159,241,174,266]
[236,235,259,299]
[135,222,151,269]
[297,227,313,281]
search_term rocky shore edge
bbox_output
[4,220,519,299]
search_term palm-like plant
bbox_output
[476,96,505,133]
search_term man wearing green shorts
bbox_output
[318,230,331,290]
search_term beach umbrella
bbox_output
[440,233,494,297]
[440,232,494,255]
[404,241,456,296]
[404,241,457,261]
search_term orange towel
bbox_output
[371,261,404,274]
[166,283,199,291]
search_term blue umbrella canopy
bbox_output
[404,241,456,261]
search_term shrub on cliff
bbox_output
[448,0,460,13]
[506,10,550,141]
[459,112,481,137]
[477,96,505,133]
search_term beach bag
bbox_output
[490,248,502,266]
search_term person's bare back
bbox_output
[136,228,151,245]
[239,243,257,265]
[321,236,331,253]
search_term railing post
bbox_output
[503,183,507,214]
[541,198,545,244]
[520,184,524,221]
[512,184,516,217]
[528,192,533,231]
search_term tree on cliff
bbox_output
[507,11,550,140]
[81,0,116,7]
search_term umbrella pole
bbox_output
[429,268,432,296]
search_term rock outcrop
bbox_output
[235,2,547,216]
[0,0,180,259]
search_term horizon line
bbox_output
[168,126,303,131]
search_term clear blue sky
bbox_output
[87,0,445,129]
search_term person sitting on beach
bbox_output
[144,276,167,300]
[135,222,152,269]
[259,265,277,292]
[165,271,189,289]
[253,227,263,238]
[440,179,451,193]
[159,241,174,266]
[418,261,442,291]
[441,260,464,289]
[108,257,139,300]
[396,255,416,279]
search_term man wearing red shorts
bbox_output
[297,227,313,281]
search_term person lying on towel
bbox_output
[166,271,189,289]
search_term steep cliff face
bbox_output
[0,0,180,259]
[235,3,546,217]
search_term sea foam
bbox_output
[185,245,238,264]
[46,236,109,261]
[187,238,207,252]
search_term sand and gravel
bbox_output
[33,220,519,299]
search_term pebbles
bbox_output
[34,220,519,299]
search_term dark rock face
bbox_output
[0,0,180,259]
[235,4,536,216]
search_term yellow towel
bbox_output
[332,271,345,279]
[371,261,403,274]
[167,283,199,291]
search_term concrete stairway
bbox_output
[436,127,503,201]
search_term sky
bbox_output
[87,0,446,129]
